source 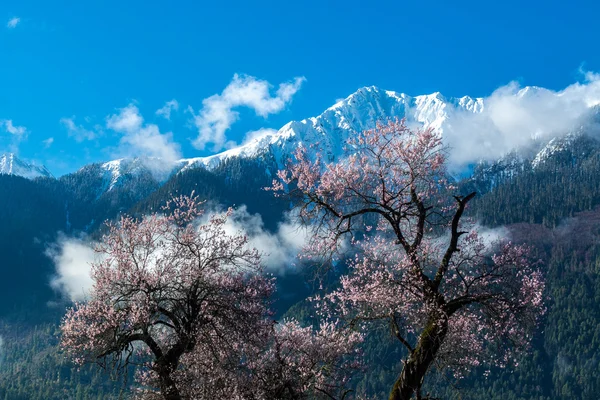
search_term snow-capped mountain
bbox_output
[181,86,485,170]
[86,87,486,191]
[66,85,600,193]
[0,153,53,179]
[182,85,600,179]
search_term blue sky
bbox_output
[1,0,599,176]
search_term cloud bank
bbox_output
[189,74,305,151]
[444,71,600,167]
[48,207,307,301]
[47,236,99,302]
[216,206,309,273]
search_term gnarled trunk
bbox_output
[388,315,449,400]
[155,357,183,400]
[153,338,193,400]
[156,366,183,400]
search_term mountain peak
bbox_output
[0,153,54,179]
[172,86,488,172]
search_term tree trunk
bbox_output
[154,340,190,400]
[388,316,448,400]
[156,364,183,400]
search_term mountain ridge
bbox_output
[0,153,54,179]
[6,85,597,189]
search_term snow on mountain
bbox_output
[180,86,485,171]
[83,85,600,192]
[185,85,600,174]
[531,105,600,168]
[532,135,577,168]
[0,153,53,179]
[98,157,178,192]
[6,84,598,198]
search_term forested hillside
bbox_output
[1,136,600,398]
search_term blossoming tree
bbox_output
[271,119,546,400]
[60,195,361,400]
[60,195,274,399]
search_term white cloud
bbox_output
[42,137,54,148]
[107,104,144,132]
[444,71,600,168]
[47,236,99,302]
[156,99,179,120]
[0,119,27,153]
[6,17,20,29]
[208,206,309,274]
[1,120,26,135]
[189,74,305,151]
[107,104,182,165]
[242,128,278,145]
[60,117,99,142]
